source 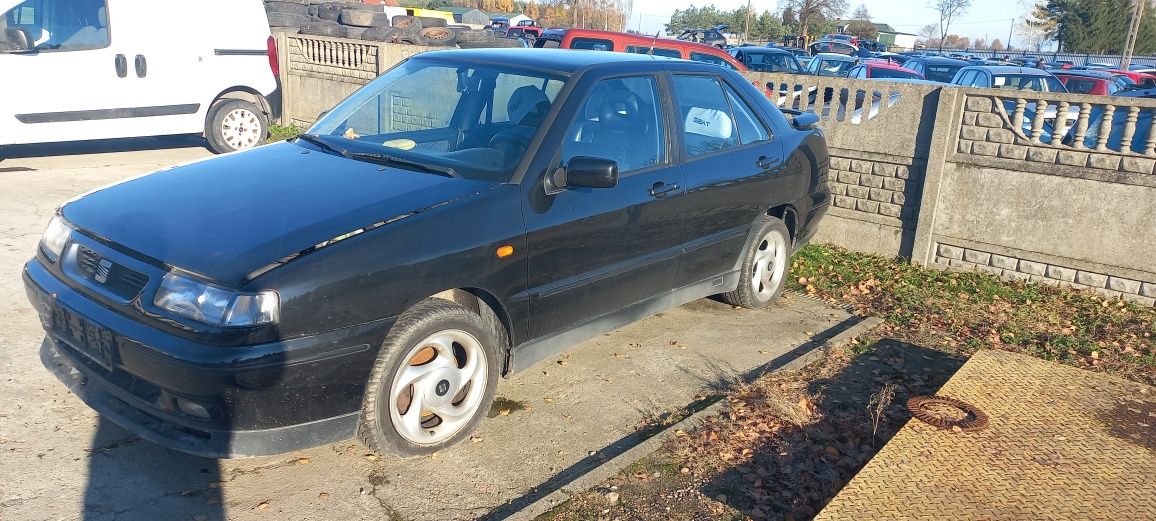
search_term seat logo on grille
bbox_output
[95,259,112,284]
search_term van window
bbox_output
[1,0,110,52]
[569,37,613,51]
[690,52,737,69]
[626,45,680,58]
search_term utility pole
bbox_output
[1122,0,1145,68]
[743,0,752,44]
[1007,18,1013,51]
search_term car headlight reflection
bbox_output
[154,272,279,327]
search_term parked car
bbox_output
[0,0,279,154]
[676,24,727,48]
[532,28,747,70]
[805,53,858,77]
[846,60,925,80]
[949,66,1067,93]
[902,56,970,83]
[808,38,857,56]
[24,48,829,458]
[1054,70,1127,95]
[872,51,910,65]
[823,33,859,46]
[513,18,542,38]
[487,16,510,32]
[1096,68,1156,88]
[728,46,804,73]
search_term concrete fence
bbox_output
[274,32,1156,305]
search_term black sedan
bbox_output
[24,49,830,458]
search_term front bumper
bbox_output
[24,259,395,458]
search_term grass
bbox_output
[789,244,1156,384]
[267,123,303,143]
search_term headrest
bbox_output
[598,90,643,132]
[98,6,107,27]
[507,86,549,126]
[684,107,733,139]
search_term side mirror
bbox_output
[3,28,32,51]
[792,111,820,129]
[561,156,618,189]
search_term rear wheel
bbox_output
[204,99,267,154]
[359,299,500,457]
[721,217,792,309]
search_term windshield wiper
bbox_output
[295,133,350,158]
[348,152,457,178]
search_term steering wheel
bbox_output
[489,130,532,166]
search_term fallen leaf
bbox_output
[499,409,510,416]
[255,501,269,511]
[297,457,311,465]
[556,360,568,366]
[951,425,963,433]
[470,436,484,443]
[365,454,380,462]
[680,467,691,474]
[318,492,330,500]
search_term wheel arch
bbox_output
[209,86,272,118]
[767,204,799,245]
[426,288,515,375]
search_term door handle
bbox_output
[756,155,780,169]
[114,54,127,78]
[648,181,680,198]
[134,54,147,78]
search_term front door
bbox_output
[521,74,686,340]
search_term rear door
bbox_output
[671,73,784,287]
[521,73,686,339]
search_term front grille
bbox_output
[76,244,150,300]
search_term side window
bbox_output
[626,45,680,58]
[972,71,988,87]
[848,66,862,79]
[788,58,803,73]
[957,70,976,86]
[672,75,740,157]
[690,52,737,69]
[569,37,613,51]
[561,76,666,173]
[910,62,923,75]
[3,0,110,52]
[722,82,770,145]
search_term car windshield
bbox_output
[992,74,1064,92]
[815,59,855,77]
[308,59,565,182]
[741,52,798,73]
[924,64,963,83]
[870,67,920,79]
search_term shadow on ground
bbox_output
[1,135,206,161]
[700,338,967,519]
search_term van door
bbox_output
[0,0,142,145]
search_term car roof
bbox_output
[560,28,729,53]
[735,47,793,55]
[968,65,1053,75]
[915,56,970,66]
[1054,70,1115,79]
[415,48,669,74]
[864,61,917,72]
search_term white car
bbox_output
[0,0,279,154]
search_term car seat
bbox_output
[489,85,551,165]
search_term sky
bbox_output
[627,0,1036,47]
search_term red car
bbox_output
[846,60,924,80]
[532,28,748,71]
[1099,69,1156,88]
[1054,72,1124,95]
[513,19,543,38]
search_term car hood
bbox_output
[62,142,495,286]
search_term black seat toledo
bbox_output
[24,49,830,458]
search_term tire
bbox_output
[416,16,448,27]
[265,1,309,15]
[391,15,422,32]
[358,299,500,457]
[204,99,267,154]
[315,3,342,21]
[456,28,495,45]
[419,26,457,46]
[720,216,792,309]
[299,22,344,37]
[361,26,402,42]
[270,26,301,34]
[340,8,390,27]
[266,12,309,27]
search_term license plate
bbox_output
[49,302,115,371]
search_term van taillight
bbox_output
[267,36,280,77]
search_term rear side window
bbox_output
[690,52,737,70]
[626,45,680,58]
[3,0,110,52]
[569,37,613,51]
[722,82,770,145]
[672,75,740,157]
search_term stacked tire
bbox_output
[265,0,528,48]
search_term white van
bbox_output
[0,0,279,153]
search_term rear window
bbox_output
[569,37,613,51]
[626,45,680,58]
[992,74,1064,92]
[870,67,921,80]
[815,59,855,77]
[740,52,800,73]
[1063,78,1098,94]
[924,65,963,83]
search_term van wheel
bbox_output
[359,299,499,457]
[721,217,792,309]
[204,99,267,154]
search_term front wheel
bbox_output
[359,299,500,457]
[204,99,267,154]
[721,217,792,309]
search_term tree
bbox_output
[845,4,877,39]
[972,37,986,49]
[990,38,1004,51]
[931,0,972,50]
[918,23,940,47]
[783,0,848,38]
[1033,0,1156,54]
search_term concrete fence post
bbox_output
[909,86,962,267]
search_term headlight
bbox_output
[153,272,279,327]
[41,214,73,262]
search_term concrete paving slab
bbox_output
[816,349,1156,521]
[0,144,853,521]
